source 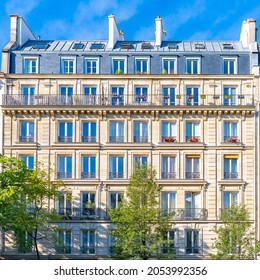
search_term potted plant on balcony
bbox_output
[200,94,206,99]
[227,137,238,143]
[163,136,176,143]
[224,95,231,99]
[176,95,181,99]
[188,137,199,142]
[162,69,168,75]
[115,69,123,74]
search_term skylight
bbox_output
[90,43,105,49]
[168,43,178,49]
[195,43,205,49]
[73,43,84,49]
[141,42,152,49]
[121,43,133,49]
[33,42,49,49]
[223,43,234,50]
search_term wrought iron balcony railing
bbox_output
[81,136,96,143]
[2,94,254,107]
[185,246,201,254]
[185,172,200,179]
[161,172,177,179]
[58,136,73,143]
[57,172,72,179]
[81,246,95,254]
[224,172,239,179]
[133,136,148,143]
[81,172,96,179]
[109,172,124,179]
[19,136,34,142]
[109,136,124,143]
[161,208,208,220]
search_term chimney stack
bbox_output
[155,16,166,46]
[240,18,257,50]
[108,14,124,49]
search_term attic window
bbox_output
[168,43,178,49]
[141,42,152,49]
[73,43,84,49]
[90,43,105,49]
[121,43,133,49]
[223,43,234,50]
[33,42,49,49]
[195,43,205,49]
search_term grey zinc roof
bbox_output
[17,39,249,53]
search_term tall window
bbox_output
[83,86,97,105]
[162,87,175,106]
[111,86,124,105]
[186,156,200,179]
[185,58,200,74]
[223,58,237,74]
[134,86,148,104]
[112,58,126,74]
[60,86,73,105]
[161,156,176,179]
[81,230,95,254]
[161,192,176,216]
[223,192,238,208]
[81,156,96,178]
[20,121,34,142]
[81,192,96,218]
[135,58,149,74]
[224,122,238,142]
[58,122,73,142]
[134,155,148,166]
[56,230,71,254]
[162,58,175,74]
[61,58,75,74]
[133,121,148,143]
[21,155,34,170]
[109,192,123,209]
[223,87,237,106]
[186,230,200,254]
[23,58,38,73]
[186,87,199,106]
[224,156,238,179]
[162,230,177,254]
[18,232,33,253]
[82,122,96,142]
[109,156,124,179]
[161,122,176,142]
[85,58,99,74]
[186,122,200,142]
[109,121,124,143]
[22,86,35,105]
[185,192,201,219]
[57,155,72,179]
[57,192,72,216]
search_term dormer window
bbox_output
[23,57,38,74]
[61,57,76,74]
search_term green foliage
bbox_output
[109,164,174,260]
[211,204,260,260]
[0,156,63,259]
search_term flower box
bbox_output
[188,137,199,142]
[162,137,176,143]
[226,137,238,143]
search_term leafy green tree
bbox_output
[211,204,260,260]
[109,163,174,260]
[0,156,63,259]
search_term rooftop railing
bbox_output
[2,94,255,107]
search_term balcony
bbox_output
[161,172,176,179]
[185,246,201,254]
[109,172,124,179]
[109,136,124,143]
[55,207,72,219]
[81,172,96,179]
[161,208,208,220]
[185,172,200,179]
[162,136,176,143]
[81,246,95,254]
[186,136,200,142]
[81,136,96,143]
[58,136,72,143]
[133,136,148,143]
[223,136,239,143]
[19,136,34,142]
[2,94,254,107]
[56,246,71,254]
[224,172,239,179]
[57,172,72,179]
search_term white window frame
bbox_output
[111,56,127,74]
[23,57,39,73]
[185,57,201,74]
[135,57,150,74]
[84,57,100,74]
[61,57,76,74]
[162,57,177,74]
[81,229,96,254]
[222,57,237,74]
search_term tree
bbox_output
[109,163,174,260]
[0,156,63,259]
[211,204,260,260]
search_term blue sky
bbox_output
[1,0,260,69]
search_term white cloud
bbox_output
[5,0,42,17]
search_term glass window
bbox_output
[109,156,124,179]
[186,157,200,179]
[58,122,73,142]
[109,192,123,208]
[111,87,124,105]
[61,58,75,74]
[81,230,95,254]
[20,121,34,142]
[162,230,177,254]
[161,122,176,142]
[82,122,96,142]
[224,122,238,142]
[134,86,148,104]
[112,59,125,74]
[186,230,199,254]
[223,58,237,74]
[57,192,72,216]
[135,58,149,74]
[162,87,175,106]
[81,156,96,178]
[185,192,201,219]
[57,155,72,179]
[18,231,33,253]
[162,59,175,74]
[224,87,237,106]
[224,157,238,179]
[133,122,148,143]
[85,59,98,74]
[161,156,176,179]
[81,192,96,218]
[24,58,37,73]
[21,155,34,170]
[109,121,124,143]
[161,192,176,215]
[223,192,238,208]
[186,87,199,106]
[186,122,200,142]
[57,230,71,254]
[60,86,73,105]
[83,86,97,105]
[134,155,148,167]
[185,58,200,74]
[21,86,35,105]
